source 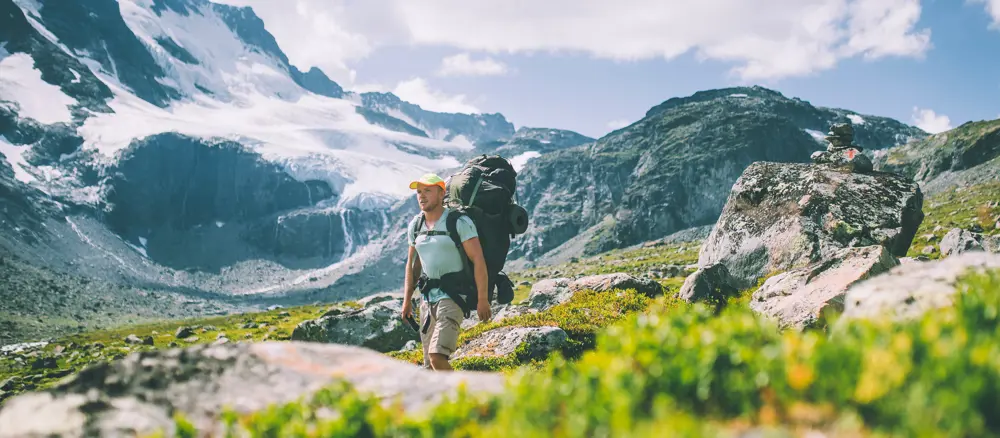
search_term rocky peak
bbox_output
[17,0,183,107]
[873,118,1000,195]
[358,91,515,144]
[644,85,789,118]
[512,127,595,147]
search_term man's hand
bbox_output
[477,300,491,323]
[402,298,413,320]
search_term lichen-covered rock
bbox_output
[290,296,418,352]
[938,228,1000,256]
[677,263,739,303]
[749,246,899,330]
[453,326,567,361]
[697,161,923,289]
[837,252,1000,324]
[0,342,505,438]
[527,273,664,310]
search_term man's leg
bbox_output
[427,298,463,371]
[419,299,433,369]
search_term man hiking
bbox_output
[402,173,491,371]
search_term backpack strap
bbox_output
[446,210,474,280]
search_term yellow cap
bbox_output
[408,173,446,190]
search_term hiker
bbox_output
[402,173,491,371]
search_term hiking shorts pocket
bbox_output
[420,298,463,358]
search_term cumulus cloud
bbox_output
[392,78,481,114]
[436,53,509,76]
[911,107,953,134]
[210,0,932,83]
[970,0,1000,27]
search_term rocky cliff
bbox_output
[873,118,1000,195]
[511,87,927,262]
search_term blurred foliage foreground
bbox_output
[164,268,1000,438]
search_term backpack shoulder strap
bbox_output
[445,210,464,248]
[446,210,474,280]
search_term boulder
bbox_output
[938,228,1000,256]
[291,296,418,352]
[453,326,567,362]
[0,342,505,438]
[749,246,899,330]
[527,273,664,310]
[695,161,923,290]
[837,252,1000,324]
[676,263,740,303]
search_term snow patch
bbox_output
[510,151,542,172]
[0,53,78,124]
[847,114,866,125]
[0,135,36,183]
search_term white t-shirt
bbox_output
[407,208,478,303]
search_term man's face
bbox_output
[416,184,444,211]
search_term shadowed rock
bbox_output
[749,245,899,330]
[677,263,740,303]
[0,342,505,437]
[290,296,419,352]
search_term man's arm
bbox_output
[402,245,421,318]
[462,237,490,320]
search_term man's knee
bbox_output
[428,353,451,370]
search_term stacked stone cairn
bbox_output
[810,122,873,173]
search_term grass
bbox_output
[0,304,331,402]
[508,240,700,284]
[388,288,664,372]
[165,267,1000,437]
[906,181,1000,259]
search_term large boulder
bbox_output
[837,252,1000,324]
[749,245,899,330]
[0,342,505,437]
[694,161,923,290]
[290,295,419,352]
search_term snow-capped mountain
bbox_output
[0,0,527,325]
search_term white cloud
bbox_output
[211,0,931,83]
[392,78,480,114]
[607,119,631,130]
[970,0,1000,27]
[437,53,509,76]
[911,107,953,134]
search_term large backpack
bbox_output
[412,154,529,317]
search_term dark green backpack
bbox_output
[412,154,529,315]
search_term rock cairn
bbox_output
[810,122,873,173]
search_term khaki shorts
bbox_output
[420,298,463,363]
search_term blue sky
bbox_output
[221,0,1000,139]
